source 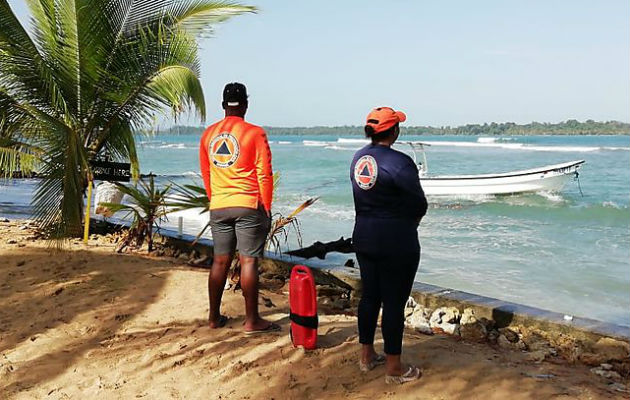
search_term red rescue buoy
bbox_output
[289,265,318,349]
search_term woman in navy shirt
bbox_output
[350,107,427,384]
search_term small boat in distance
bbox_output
[398,142,585,196]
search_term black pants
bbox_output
[356,251,419,355]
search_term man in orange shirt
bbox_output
[199,82,278,333]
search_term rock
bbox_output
[459,308,487,342]
[498,334,512,349]
[608,382,630,394]
[429,307,461,335]
[405,305,433,335]
[0,218,9,223]
[497,334,527,351]
[600,363,613,371]
[460,323,487,342]
[331,298,350,310]
[405,296,418,310]
[460,308,477,325]
[19,225,28,230]
[591,366,622,381]
[593,337,630,362]
[16,260,26,267]
[526,350,551,363]
[6,239,17,244]
[442,323,460,336]
[498,328,520,343]
[487,329,500,344]
[478,317,495,331]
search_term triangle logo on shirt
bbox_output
[353,155,378,190]
[216,141,231,155]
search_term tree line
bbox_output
[155,119,629,136]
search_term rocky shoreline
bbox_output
[101,217,630,385]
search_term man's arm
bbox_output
[199,134,212,202]
[254,129,273,214]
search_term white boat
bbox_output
[399,142,585,196]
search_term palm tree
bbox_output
[0,0,255,238]
[100,175,171,253]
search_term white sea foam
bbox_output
[537,191,565,203]
[303,140,329,147]
[278,141,291,145]
[421,141,601,152]
[325,145,361,151]
[337,138,369,144]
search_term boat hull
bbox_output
[420,160,584,196]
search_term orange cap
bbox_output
[365,107,407,133]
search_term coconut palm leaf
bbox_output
[167,180,209,213]
[100,175,171,252]
[0,0,253,239]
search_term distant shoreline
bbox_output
[152,120,630,136]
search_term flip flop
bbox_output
[209,315,230,329]
[385,365,422,384]
[359,353,386,372]
[244,322,281,335]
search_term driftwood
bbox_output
[287,237,354,259]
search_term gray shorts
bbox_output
[209,207,271,257]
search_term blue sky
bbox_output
[7,0,630,127]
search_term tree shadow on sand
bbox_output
[0,247,169,395]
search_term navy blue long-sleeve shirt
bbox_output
[350,144,428,255]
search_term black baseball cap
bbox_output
[222,82,248,108]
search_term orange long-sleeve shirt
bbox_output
[199,116,273,212]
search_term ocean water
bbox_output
[1,134,629,327]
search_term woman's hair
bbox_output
[364,123,399,142]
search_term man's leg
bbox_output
[208,253,233,328]
[235,206,273,331]
[208,209,237,329]
[239,254,274,331]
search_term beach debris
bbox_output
[429,307,461,335]
[608,382,630,393]
[262,297,276,308]
[563,314,573,321]
[459,308,488,342]
[188,255,212,267]
[0,218,9,223]
[6,239,17,244]
[286,236,353,259]
[590,365,622,381]
[522,372,556,380]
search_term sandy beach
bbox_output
[0,220,627,400]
